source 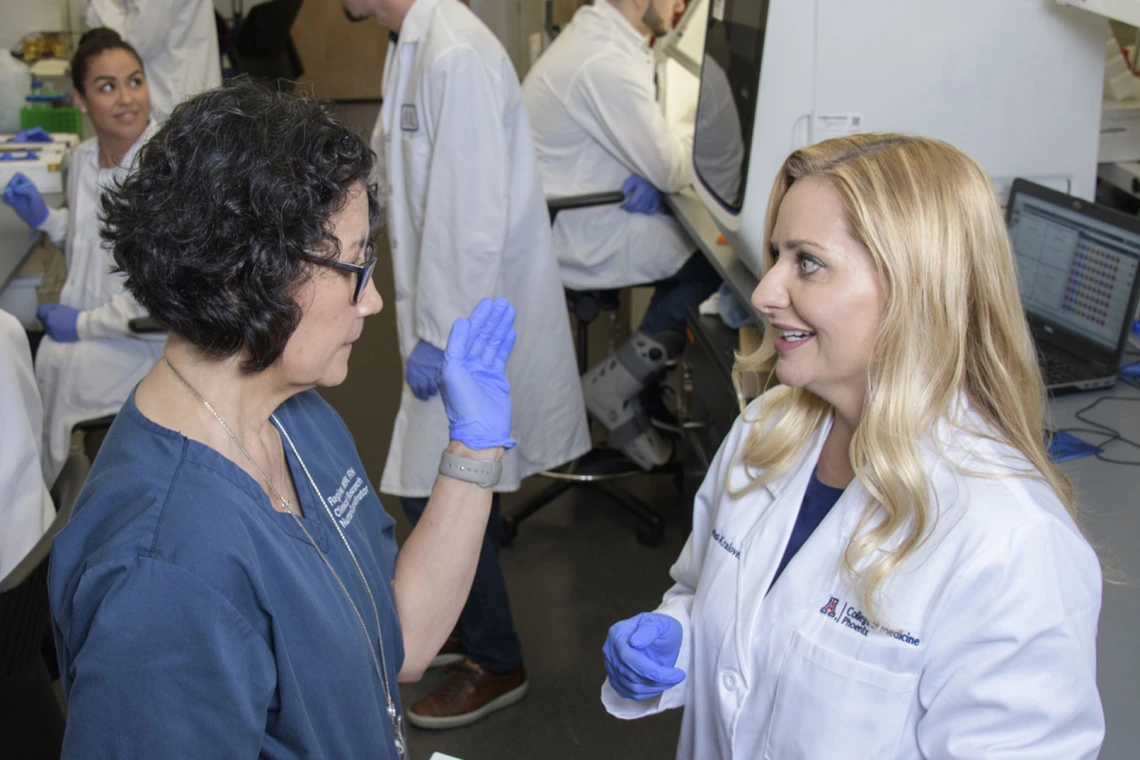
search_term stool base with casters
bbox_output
[501,447,674,547]
[501,190,681,547]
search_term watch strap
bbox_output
[438,450,501,488]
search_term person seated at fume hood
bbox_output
[85,0,221,121]
[601,134,1105,759]
[522,0,722,470]
[49,78,518,759]
[0,308,54,582]
[2,28,164,488]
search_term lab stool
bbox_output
[501,192,681,548]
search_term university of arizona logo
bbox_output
[819,595,920,646]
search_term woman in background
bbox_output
[1,28,163,486]
[601,133,1104,758]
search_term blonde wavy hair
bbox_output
[733,133,1080,615]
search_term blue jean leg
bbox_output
[399,495,523,673]
[639,252,723,337]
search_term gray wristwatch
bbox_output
[439,450,502,488]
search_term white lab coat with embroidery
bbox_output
[0,309,54,582]
[86,0,221,121]
[374,0,589,497]
[521,2,694,290]
[603,389,1104,759]
[34,122,165,486]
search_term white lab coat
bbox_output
[34,123,165,486]
[374,0,590,497]
[0,308,54,582]
[86,0,221,121]
[521,2,695,291]
[603,390,1105,759]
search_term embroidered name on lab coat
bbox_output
[711,529,740,559]
[401,104,419,132]
[328,467,368,528]
[820,596,921,646]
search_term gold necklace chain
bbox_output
[162,357,409,758]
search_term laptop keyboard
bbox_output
[1037,347,1100,385]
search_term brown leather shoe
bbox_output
[429,637,467,669]
[406,658,528,729]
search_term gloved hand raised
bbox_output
[37,303,81,342]
[621,174,661,216]
[603,612,686,700]
[3,172,49,228]
[406,340,446,400]
[439,297,517,450]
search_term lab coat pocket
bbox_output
[762,631,915,760]
[401,134,432,231]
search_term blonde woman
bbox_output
[600,134,1104,758]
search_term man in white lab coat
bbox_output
[0,309,54,582]
[342,0,590,729]
[522,0,722,470]
[86,0,221,120]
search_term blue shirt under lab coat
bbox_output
[48,389,405,758]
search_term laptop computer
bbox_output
[1007,178,1140,395]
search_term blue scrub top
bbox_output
[49,389,406,758]
[768,467,845,592]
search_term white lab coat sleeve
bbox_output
[75,293,149,340]
[915,518,1104,759]
[0,310,53,579]
[412,47,510,349]
[86,0,177,62]
[602,411,745,719]
[36,206,68,250]
[573,53,693,192]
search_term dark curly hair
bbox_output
[71,28,144,93]
[101,77,380,372]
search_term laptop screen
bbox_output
[1008,183,1140,354]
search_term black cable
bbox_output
[1058,392,1140,466]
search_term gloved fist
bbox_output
[439,297,517,450]
[37,303,81,343]
[621,174,661,216]
[406,340,446,400]
[3,172,49,228]
[603,612,686,701]
[11,127,52,142]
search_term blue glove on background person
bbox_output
[406,339,446,400]
[621,174,661,216]
[604,612,686,700]
[11,127,52,142]
[3,172,49,227]
[37,303,81,342]
[439,297,517,450]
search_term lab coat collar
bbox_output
[594,0,652,52]
[754,394,1000,559]
[396,0,443,44]
[758,411,833,501]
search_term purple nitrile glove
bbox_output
[11,127,52,142]
[621,174,661,215]
[406,339,446,401]
[603,612,686,700]
[3,172,49,227]
[439,297,518,450]
[37,303,81,342]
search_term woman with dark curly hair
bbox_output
[2,28,162,487]
[47,78,517,759]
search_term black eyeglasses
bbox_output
[310,243,377,304]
